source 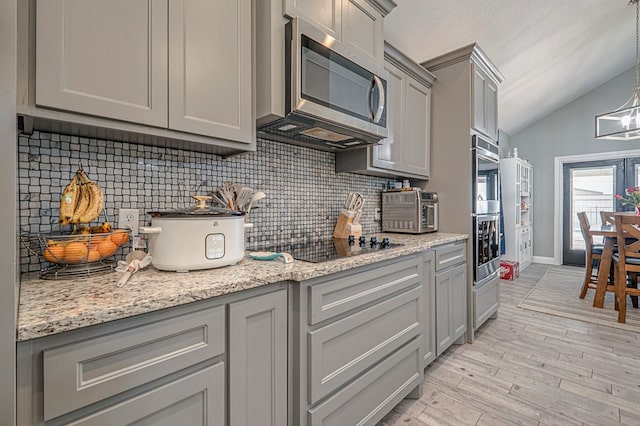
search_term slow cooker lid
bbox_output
[148,206,244,218]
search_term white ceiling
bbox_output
[383,0,637,136]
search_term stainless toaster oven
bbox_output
[381,191,438,234]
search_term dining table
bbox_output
[588,211,637,308]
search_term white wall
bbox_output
[0,0,17,423]
[511,67,639,260]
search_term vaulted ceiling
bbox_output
[383,0,636,136]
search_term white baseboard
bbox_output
[532,256,558,265]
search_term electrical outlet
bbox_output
[118,208,139,236]
[374,207,381,221]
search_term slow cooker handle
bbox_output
[139,226,162,234]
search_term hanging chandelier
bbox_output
[596,0,640,141]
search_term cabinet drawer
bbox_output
[308,286,422,403]
[66,362,225,426]
[435,242,466,271]
[308,338,422,426]
[43,305,225,421]
[308,255,421,325]
[474,274,500,329]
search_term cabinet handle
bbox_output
[370,75,386,124]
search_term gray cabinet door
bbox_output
[35,0,168,127]
[229,289,287,426]
[422,251,436,368]
[342,0,384,61]
[284,0,342,39]
[472,64,498,140]
[66,363,225,426]
[451,263,468,340]
[435,268,453,356]
[371,60,404,171]
[168,0,253,143]
[402,75,431,178]
[43,305,225,421]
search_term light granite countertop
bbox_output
[17,232,467,342]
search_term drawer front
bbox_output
[474,274,500,329]
[67,362,225,426]
[308,286,422,403]
[308,255,421,325]
[43,305,225,420]
[435,242,466,272]
[308,338,423,426]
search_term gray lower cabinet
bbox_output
[16,285,288,426]
[421,250,436,368]
[66,363,225,426]
[434,243,467,356]
[229,289,287,426]
[292,254,425,426]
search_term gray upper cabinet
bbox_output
[342,0,384,61]
[284,0,342,39]
[35,0,168,127]
[472,63,499,140]
[335,43,435,180]
[284,0,384,61]
[21,0,254,156]
[168,0,253,143]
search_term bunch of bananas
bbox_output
[59,167,105,225]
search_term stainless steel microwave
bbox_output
[382,191,439,234]
[257,17,388,151]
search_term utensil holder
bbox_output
[333,209,362,239]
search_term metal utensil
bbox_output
[235,187,253,212]
[245,191,266,219]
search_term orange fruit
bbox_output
[87,249,102,263]
[110,229,129,246]
[43,245,65,263]
[97,239,118,258]
[89,234,108,244]
[64,241,89,264]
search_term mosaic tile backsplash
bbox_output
[18,131,390,273]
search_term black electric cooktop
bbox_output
[249,236,402,263]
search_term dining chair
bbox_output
[612,214,640,323]
[600,211,616,226]
[577,212,607,299]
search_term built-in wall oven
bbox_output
[472,135,501,285]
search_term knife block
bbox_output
[333,209,362,239]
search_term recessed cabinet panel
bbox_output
[472,66,486,135]
[486,79,498,140]
[229,290,287,426]
[43,306,225,420]
[284,0,342,39]
[403,76,431,177]
[342,0,383,61]
[169,0,253,142]
[66,363,225,426]
[35,0,168,127]
[371,61,404,170]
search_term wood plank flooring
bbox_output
[378,264,640,426]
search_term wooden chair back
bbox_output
[600,211,616,226]
[614,214,640,267]
[577,212,593,253]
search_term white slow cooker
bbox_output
[140,196,250,272]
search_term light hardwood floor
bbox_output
[378,264,640,426]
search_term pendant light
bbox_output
[596,0,640,140]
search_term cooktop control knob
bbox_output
[381,237,390,248]
[370,236,378,247]
[348,235,355,246]
[359,235,367,246]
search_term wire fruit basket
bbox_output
[22,228,132,280]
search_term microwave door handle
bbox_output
[371,75,385,124]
